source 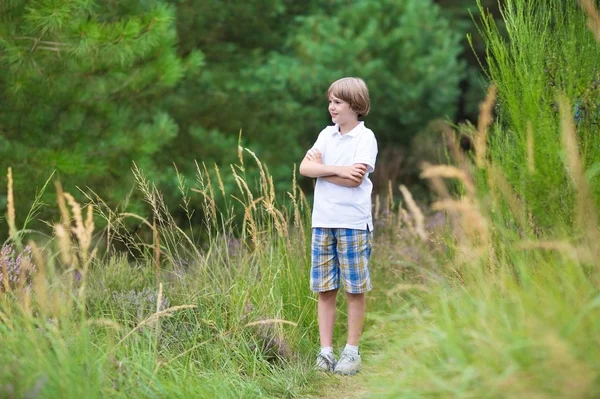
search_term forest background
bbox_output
[0,0,500,238]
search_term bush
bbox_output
[476,0,600,233]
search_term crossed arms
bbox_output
[298,149,367,188]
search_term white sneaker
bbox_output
[315,352,336,372]
[334,349,361,375]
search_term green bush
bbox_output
[0,1,202,232]
[257,0,466,147]
[476,0,600,233]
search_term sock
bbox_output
[344,344,359,355]
[320,346,333,355]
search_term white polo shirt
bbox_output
[309,122,378,231]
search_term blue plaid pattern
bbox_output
[310,227,373,294]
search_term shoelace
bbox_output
[339,352,357,363]
[317,353,335,368]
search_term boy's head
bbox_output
[326,77,370,118]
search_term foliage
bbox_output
[475,0,600,232]
[255,0,466,147]
[0,0,202,228]
[164,0,468,203]
[0,0,470,236]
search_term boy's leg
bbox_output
[333,228,372,375]
[346,292,366,346]
[311,228,340,371]
[318,289,338,347]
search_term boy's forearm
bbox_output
[299,160,340,178]
[321,175,361,188]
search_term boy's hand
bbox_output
[306,149,322,164]
[336,164,367,183]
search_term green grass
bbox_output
[472,0,600,233]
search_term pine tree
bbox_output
[0,0,203,228]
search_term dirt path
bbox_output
[313,343,390,398]
[317,371,371,399]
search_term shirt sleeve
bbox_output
[308,129,328,154]
[353,131,378,173]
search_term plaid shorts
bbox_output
[310,227,373,294]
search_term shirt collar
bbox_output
[331,121,364,137]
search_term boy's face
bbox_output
[328,95,357,126]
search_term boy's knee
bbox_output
[345,292,366,300]
[319,289,339,299]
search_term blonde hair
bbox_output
[327,77,370,118]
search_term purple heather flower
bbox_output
[0,244,36,291]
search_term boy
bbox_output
[299,77,378,375]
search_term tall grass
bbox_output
[365,1,600,397]
[0,147,321,398]
[472,0,600,233]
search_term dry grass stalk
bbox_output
[63,193,94,264]
[214,163,226,200]
[0,254,9,292]
[16,255,31,293]
[288,167,306,243]
[432,199,487,244]
[153,217,160,280]
[230,165,246,201]
[244,319,298,328]
[421,162,451,200]
[579,0,600,42]
[526,122,535,173]
[54,180,71,232]
[29,240,48,315]
[192,163,217,226]
[174,163,194,224]
[443,123,468,169]
[475,84,497,168]
[20,284,32,315]
[155,282,164,336]
[420,164,475,196]
[237,130,245,171]
[268,173,276,207]
[399,185,427,240]
[54,224,74,266]
[132,163,163,226]
[299,188,310,213]
[420,159,488,248]
[245,148,269,201]
[396,202,403,229]
[287,191,305,244]
[399,207,415,235]
[6,167,18,242]
[270,206,291,250]
[374,194,380,220]
[242,198,262,250]
[118,304,197,345]
[231,166,255,204]
[290,168,299,227]
[387,180,394,216]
